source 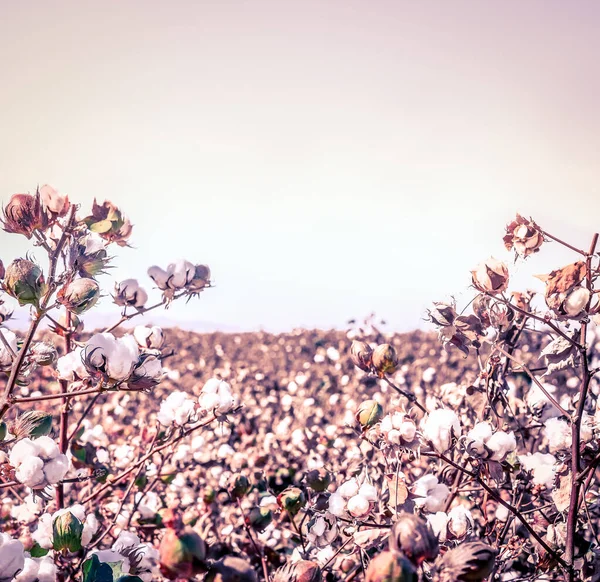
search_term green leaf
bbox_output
[89,219,113,234]
[29,543,49,558]
[82,555,114,582]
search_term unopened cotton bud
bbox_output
[390,512,439,565]
[471,258,509,295]
[365,551,417,582]
[305,468,332,492]
[277,487,307,516]
[52,511,84,552]
[246,506,273,532]
[372,344,399,375]
[440,541,496,582]
[12,411,53,439]
[229,475,251,500]
[59,278,100,314]
[350,340,373,372]
[356,400,384,429]
[4,259,46,306]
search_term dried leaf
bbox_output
[385,474,409,510]
[535,261,586,296]
[552,465,571,512]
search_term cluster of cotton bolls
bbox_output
[412,474,450,513]
[157,378,237,427]
[427,505,474,542]
[10,493,44,524]
[33,505,99,549]
[464,421,517,461]
[420,408,461,453]
[147,260,210,298]
[378,411,417,447]
[91,531,159,581]
[157,390,197,426]
[543,414,594,453]
[9,436,69,489]
[518,452,557,488]
[328,478,378,518]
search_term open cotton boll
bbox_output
[14,457,45,488]
[486,431,517,461]
[421,409,461,453]
[328,492,346,516]
[56,347,88,381]
[0,328,18,367]
[358,483,378,502]
[0,533,25,580]
[543,418,571,452]
[157,391,196,426]
[447,505,473,537]
[347,494,371,518]
[337,478,360,499]
[413,475,450,513]
[427,512,449,542]
[15,554,57,582]
[9,439,39,466]
[466,422,494,455]
[519,453,556,488]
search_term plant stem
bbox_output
[565,232,598,578]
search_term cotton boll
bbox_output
[519,453,556,488]
[447,506,473,537]
[486,431,517,461]
[43,455,70,484]
[35,436,60,460]
[9,439,39,467]
[0,533,25,579]
[421,409,461,453]
[358,483,378,502]
[328,493,346,516]
[413,475,450,513]
[466,422,493,455]
[15,457,45,488]
[427,512,449,542]
[543,418,571,452]
[347,495,371,518]
[338,479,360,499]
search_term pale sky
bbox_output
[0,0,599,331]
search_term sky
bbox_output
[0,0,599,332]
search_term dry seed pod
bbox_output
[350,340,373,371]
[365,551,417,582]
[273,560,323,582]
[439,541,497,582]
[372,344,399,374]
[389,511,439,565]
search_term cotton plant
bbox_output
[0,186,230,580]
